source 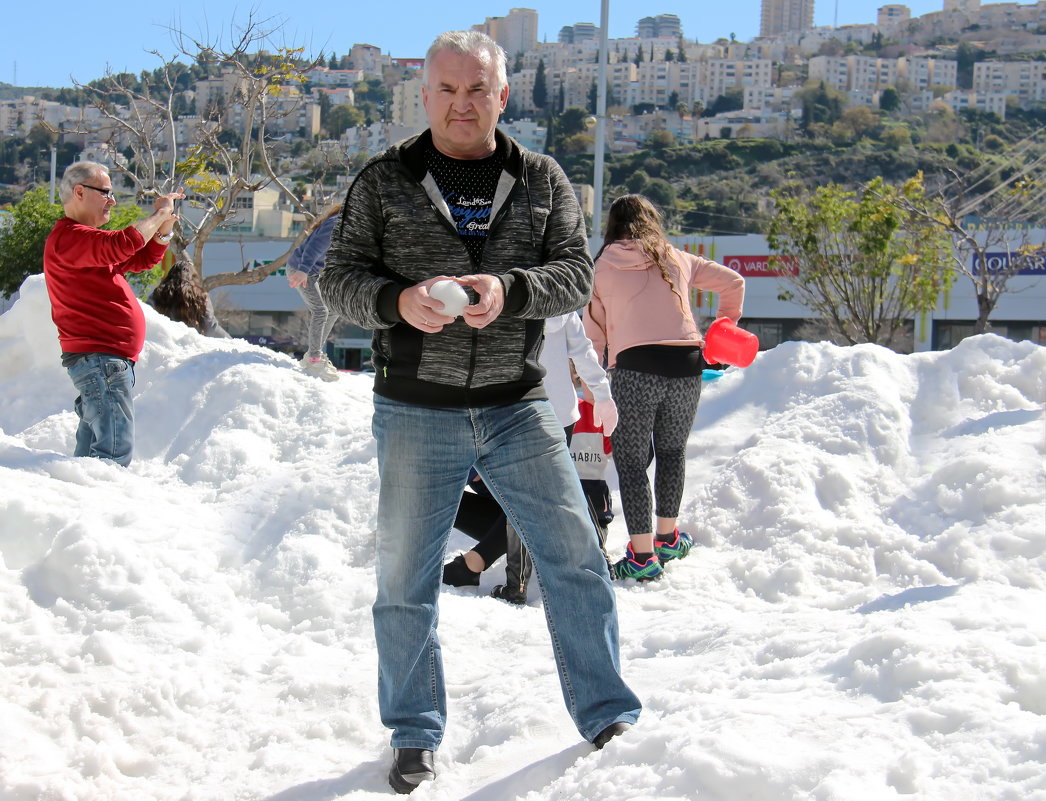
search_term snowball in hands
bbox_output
[429,280,469,318]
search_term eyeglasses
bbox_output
[81,184,115,201]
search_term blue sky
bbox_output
[6,0,944,88]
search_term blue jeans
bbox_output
[371,395,641,750]
[66,353,135,467]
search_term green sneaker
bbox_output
[612,543,663,582]
[654,529,693,562]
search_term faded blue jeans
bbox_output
[66,353,135,467]
[371,395,641,750]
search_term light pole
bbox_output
[49,146,57,203]
[591,0,609,251]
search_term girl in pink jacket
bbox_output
[583,194,745,581]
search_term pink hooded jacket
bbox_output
[583,240,745,368]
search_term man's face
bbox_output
[72,170,115,228]
[423,49,508,160]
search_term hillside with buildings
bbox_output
[6,1,1046,219]
[2,0,1045,353]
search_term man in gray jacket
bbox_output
[320,29,641,795]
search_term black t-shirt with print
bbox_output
[424,145,504,266]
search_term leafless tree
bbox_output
[60,12,345,291]
[892,130,1046,334]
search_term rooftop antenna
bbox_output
[834,0,839,28]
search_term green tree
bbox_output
[767,176,953,348]
[325,104,365,137]
[533,59,548,112]
[625,169,650,194]
[0,188,155,299]
[955,42,982,89]
[798,82,846,132]
[65,13,344,291]
[879,87,901,113]
[890,153,1046,335]
[706,89,744,116]
[644,177,676,210]
[647,130,675,150]
[0,187,62,298]
[881,125,912,150]
[557,107,590,139]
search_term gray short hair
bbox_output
[424,31,508,92]
[59,161,108,204]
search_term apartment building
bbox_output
[695,110,795,140]
[313,86,356,108]
[391,77,426,132]
[305,67,366,88]
[637,14,682,39]
[973,59,1046,105]
[474,7,539,58]
[945,0,981,12]
[194,68,244,115]
[878,5,913,31]
[339,121,419,158]
[743,85,800,112]
[906,57,959,91]
[558,23,598,44]
[346,44,391,78]
[809,55,957,94]
[760,0,815,37]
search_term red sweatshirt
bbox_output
[43,218,168,361]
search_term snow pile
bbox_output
[1,274,1043,800]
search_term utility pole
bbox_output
[50,146,57,203]
[592,0,609,250]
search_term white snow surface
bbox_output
[1,274,1044,801]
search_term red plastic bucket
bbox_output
[703,318,759,367]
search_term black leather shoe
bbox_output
[442,554,481,587]
[491,584,527,605]
[593,721,632,749]
[389,748,435,794]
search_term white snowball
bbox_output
[429,280,469,318]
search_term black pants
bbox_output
[453,425,612,597]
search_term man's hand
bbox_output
[398,277,462,333]
[287,270,309,289]
[458,274,505,329]
[152,187,185,218]
[135,186,185,241]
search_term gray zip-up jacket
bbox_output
[320,129,593,408]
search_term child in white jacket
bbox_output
[442,312,618,603]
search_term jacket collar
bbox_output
[400,128,523,182]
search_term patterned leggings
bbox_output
[609,369,702,538]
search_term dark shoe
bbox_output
[491,584,526,605]
[593,721,632,749]
[388,748,435,794]
[442,554,481,587]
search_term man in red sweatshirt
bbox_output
[43,161,184,466]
